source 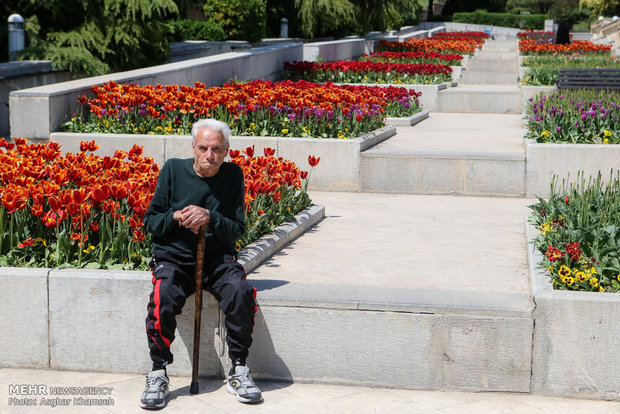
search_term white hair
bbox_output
[191,119,231,145]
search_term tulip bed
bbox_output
[519,38,612,56]
[524,89,620,144]
[359,51,463,66]
[282,60,452,85]
[520,54,620,86]
[64,80,421,139]
[377,38,479,55]
[519,36,617,86]
[0,138,316,270]
[529,171,620,292]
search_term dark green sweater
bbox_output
[144,158,246,257]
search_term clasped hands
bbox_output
[173,205,209,234]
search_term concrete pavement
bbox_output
[0,368,620,414]
[2,368,620,414]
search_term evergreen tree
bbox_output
[5,0,178,75]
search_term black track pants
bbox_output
[145,249,257,370]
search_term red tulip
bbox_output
[308,155,320,167]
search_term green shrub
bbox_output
[204,0,266,42]
[452,10,546,29]
[171,19,226,41]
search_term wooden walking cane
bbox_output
[190,224,207,394]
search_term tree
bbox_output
[506,0,553,14]
[291,0,420,39]
[204,0,267,42]
[548,0,589,27]
[294,0,358,38]
[580,0,620,17]
[5,0,178,75]
[441,0,507,17]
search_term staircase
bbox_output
[360,39,526,196]
[245,39,535,393]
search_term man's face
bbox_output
[192,128,229,178]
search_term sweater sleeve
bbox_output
[144,161,178,237]
[208,165,246,246]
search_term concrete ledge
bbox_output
[386,109,429,126]
[525,139,620,197]
[238,204,325,273]
[438,86,522,114]
[51,125,397,192]
[168,40,251,62]
[10,43,303,139]
[249,301,532,391]
[0,267,49,368]
[527,219,620,400]
[360,151,525,196]
[303,38,371,62]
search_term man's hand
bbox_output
[174,205,209,234]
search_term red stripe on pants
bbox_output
[153,279,171,347]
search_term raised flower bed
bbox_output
[523,89,620,196]
[64,80,420,139]
[376,35,485,56]
[282,60,453,85]
[518,38,615,86]
[0,138,316,270]
[57,79,421,190]
[527,172,620,399]
[528,172,620,292]
[359,51,464,66]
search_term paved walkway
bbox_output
[3,368,620,414]
[368,112,525,156]
[252,191,533,301]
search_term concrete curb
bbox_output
[239,204,325,274]
[385,109,429,126]
[526,217,620,400]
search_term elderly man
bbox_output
[140,119,261,409]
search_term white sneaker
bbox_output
[227,365,262,403]
[140,369,169,409]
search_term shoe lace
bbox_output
[146,375,164,391]
[235,369,255,387]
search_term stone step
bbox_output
[466,58,519,72]
[461,70,519,85]
[360,113,526,196]
[437,85,522,113]
[474,51,519,61]
[247,191,534,392]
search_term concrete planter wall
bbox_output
[10,43,304,139]
[0,267,50,368]
[0,61,76,137]
[520,85,557,111]
[0,204,325,376]
[51,125,397,192]
[526,221,620,400]
[525,139,620,197]
[303,38,371,62]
